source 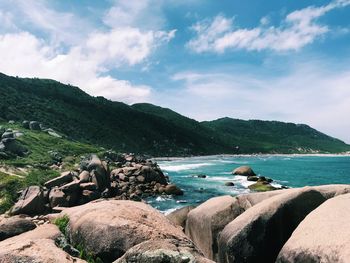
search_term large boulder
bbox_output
[166,206,195,231]
[49,188,69,208]
[0,224,84,262]
[185,191,285,260]
[11,186,46,215]
[218,187,327,263]
[61,200,189,262]
[232,166,256,176]
[81,155,109,190]
[114,239,214,263]
[1,138,28,156]
[277,193,350,263]
[0,217,36,241]
[44,171,74,188]
[29,121,41,130]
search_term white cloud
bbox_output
[168,62,350,143]
[104,0,166,30]
[0,1,176,103]
[188,0,350,53]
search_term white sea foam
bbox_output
[234,175,255,187]
[160,162,214,172]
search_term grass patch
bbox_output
[76,244,103,263]
[248,182,277,192]
[0,172,23,213]
[54,214,70,236]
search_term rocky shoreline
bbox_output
[1,154,350,262]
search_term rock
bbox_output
[248,181,277,192]
[11,186,46,216]
[1,131,14,139]
[185,190,293,261]
[224,182,235,186]
[44,171,74,188]
[218,188,327,263]
[165,184,183,195]
[277,193,350,263]
[49,188,69,208]
[134,165,167,185]
[193,174,207,178]
[60,180,80,193]
[46,128,62,138]
[247,175,259,181]
[1,138,28,156]
[29,121,41,130]
[8,120,15,124]
[78,170,90,183]
[0,224,84,262]
[136,175,145,183]
[79,190,100,204]
[22,120,30,129]
[80,182,97,191]
[114,238,214,263]
[0,217,36,241]
[232,166,256,176]
[166,206,196,231]
[62,200,188,262]
[91,170,109,190]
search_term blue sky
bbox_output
[0,0,350,143]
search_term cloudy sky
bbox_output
[0,0,350,142]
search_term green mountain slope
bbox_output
[202,118,350,153]
[0,72,349,155]
[0,73,231,156]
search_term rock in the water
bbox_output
[0,217,36,241]
[232,166,256,176]
[114,238,214,263]
[224,182,235,186]
[29,121,41,130]
[0,224,84,262]
[62,200,188,262]
[164,184,183,195]
[11,186,46,216]
[247,175,259,181]
[218,188,327,263]
[166,206,196,231]
[277,193,350,263]
[44,171,74,188]
[248,181,277,192]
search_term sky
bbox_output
[0,0,350,143]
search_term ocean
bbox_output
[147,155,350,213]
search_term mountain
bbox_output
[0,72,349,155]
[202,118,350,153]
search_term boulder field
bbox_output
[10,153,183,216]
[0,185,350,262]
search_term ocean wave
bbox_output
[160,162,215,172]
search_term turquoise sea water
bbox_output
[147,155,350,213]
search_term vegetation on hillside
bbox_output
[0,72,349,156]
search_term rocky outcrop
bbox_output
[0,216,36,241]
[232,166,255,176]
[277,193,350,263]
[185,191,284,261]
[218,188,326,263]
[61,200,197,262]
[11,153,182,215]
[0,224,84,262]
[114,238,214,263]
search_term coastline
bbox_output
[152,152,350,161]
